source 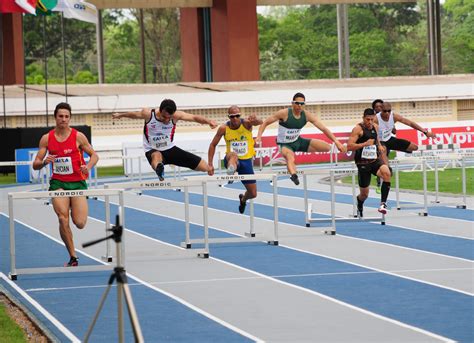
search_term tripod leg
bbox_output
[84,274,116,343]
[122,282,144,342]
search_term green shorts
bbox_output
[49,179,88,191]
[278,137,311,153]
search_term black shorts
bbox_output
[356,160,383,188]
[382,137,411,154]
[145,146,202,170]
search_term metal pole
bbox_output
[184,186,190,247]
[272,175,279,243]
[330,170,336,233]
[422,159,428,215]
[351,168,357,217]
[461,157,466,207]
[202,182,209,255]
[249,199,254,236]
[42,15,49,126]
[139,9,146,83]
[60,12,68,102]
[96,9,105,83]
[303,174,309,225]
[1,13,6,128]
[9,194,16,277]
[22,14,27,127]
[395,161,400,209]
[434,157,439,203]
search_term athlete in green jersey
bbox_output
[256,92,346,185]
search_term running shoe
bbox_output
[65,256,79,267]
[378,203,389,215]
[156,163,165,181]
[238,194,246,214]
[290,173,300,186]
[375,185,381,194]
[226,165,236,175]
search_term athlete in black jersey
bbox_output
[347,108,392,216]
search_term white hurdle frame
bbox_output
[0,161,50,190]
[394,155,470,215]
[104,179,207,258]
[301,167,385,232]
[182,173,279,254]
[7,188,122,280]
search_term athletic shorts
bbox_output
[356,160,384,188]
[277,136,311,153]
[49,179,88,191]
[224,157,256,185]
[145,146,201,170]
[381,137,411,154]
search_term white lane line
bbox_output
[0,273,80,343]
[0,213,262,342]
[112,192,474,264]
[26,267,474,293]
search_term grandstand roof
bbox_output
[2,74,473,116]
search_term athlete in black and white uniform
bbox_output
[376,101,436,155]
[113,99,217,180]
[347,108,392,215]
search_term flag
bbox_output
[53,0,97,24]
[15,0,38,14]
[0,0,28,13]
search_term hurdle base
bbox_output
[245,232,256,238]
[418,212,428,216]
[197,252,209,259]
[180,242,192,249]
[456,205,467,209]
[101,255,113,262]
[324,229,336,235]
[8,273,17,281]
[267,240,279,246]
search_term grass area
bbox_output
[0,303,27,342]
[342,167,474,195]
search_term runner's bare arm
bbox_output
[174,111,217,129]
[256,109,285,145]
[394,113,435,138]
[112,108,150,120]
[32,134,51,170]
[78,132,99,174]
[307,112,346,152]
[207,125,226,175]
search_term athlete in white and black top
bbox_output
[347,108,392,215]
[375,101,436,155]
[113,99,217,180]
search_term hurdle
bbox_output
[7,188,122,280]
[393,155,471,215]
[181,173,279,254]
[0,161,50,190]
[104,179,207,258]
[302,166,385,231]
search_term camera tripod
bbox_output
[82,215,144,343]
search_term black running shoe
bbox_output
[156,163,165,181]
[65,256,79,267]
[290,173,300,186]
[238,194,246,214]
[356,196,364,218]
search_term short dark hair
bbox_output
[159,99,177,114]
[371,99,383,109]
[293,92,305,101]
[54,102,71,117]
[364,108,375,116]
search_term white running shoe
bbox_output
[378,203,389,214]
[226,165,236,175]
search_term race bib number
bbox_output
[151,135,171,149]
[278,128,301,143]
[381,128,393,142]
[230,141,248,157]
[361,145,377,159]
[53,157,73,175]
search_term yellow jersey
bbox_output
[224,120,255,160]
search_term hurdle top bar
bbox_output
[8,189,123,200]
[418,143,460,151]
[105,179,204,190]
[185,173,276,182]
